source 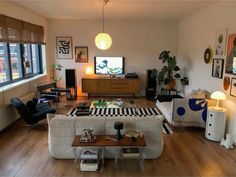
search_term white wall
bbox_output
[0,2,49,130]
[48,19,179,96]
[177,2,236,142]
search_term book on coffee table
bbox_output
[81,149,98,159]
[80,159,98,171]
[122,148,140,157]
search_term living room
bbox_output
[1,1,236,176]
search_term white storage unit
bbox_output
[205,106,226,141]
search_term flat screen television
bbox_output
[94,57,124,75]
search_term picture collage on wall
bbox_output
[206,28,236,97]
[56,36,89,63]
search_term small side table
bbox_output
[72,135,146,172]
[205,106,226,141]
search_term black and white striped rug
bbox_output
[66,107,173,134]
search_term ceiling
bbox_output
[9,0,217,20]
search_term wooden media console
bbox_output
[82,77,141,97]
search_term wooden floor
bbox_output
[1,97,236,177]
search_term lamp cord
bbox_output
[103,2,104,32]
[102,0,109,33]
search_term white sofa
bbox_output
[156,98,208,127]
[47,114,164,159]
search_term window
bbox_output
[32,44,40,74]
[0,14,44,87]
[0,43,10,83]
[0,43,43,86]
[23,44,33,75]
[9,43,22,80]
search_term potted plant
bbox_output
[44,63,63,83]
[152,51,189,90]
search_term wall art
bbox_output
[212,58,224,79]
[56,37,73,59]
[214,28,228,58]
[204,46,213,64]
[75,46,88,63]
[223,76,230,90]
[230,77,236,97]
[226,34,236,74]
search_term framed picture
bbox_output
[223,76,231,90]
[226,34,236,74]
[212,58,224,79]
[214,28,228,58]
[230,77,236,97]
[204,47,213,63]
[75,46,88,63]
[56,37,73,59]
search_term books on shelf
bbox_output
[81,149,98,159]
[80,159,98,172]
[122,148,140,157]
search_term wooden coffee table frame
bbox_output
[72,135,146,172]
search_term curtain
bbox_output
[0,14,44,44]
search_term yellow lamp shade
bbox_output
[95,33,112,50]
[85,66,93,75]
[211,91,226,100]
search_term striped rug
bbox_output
[66,107,173,134]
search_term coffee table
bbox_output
[89,99,136,109]
[72,135,146,172]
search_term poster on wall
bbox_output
[226,34,236,74]
[75,46,88,63]
[230,78,236,97]
[56,37,73,59]
[214,28,228,58]
[212,58,224,79]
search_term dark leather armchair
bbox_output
[35,82,70,103]
[10,97,56,128]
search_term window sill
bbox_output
[0,74,47,92]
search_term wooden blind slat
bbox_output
[0,14,5,27]
[0,14,44,44]
[5,16,23,30]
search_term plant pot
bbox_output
[165,79,176,90]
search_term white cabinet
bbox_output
[205,106,226,141]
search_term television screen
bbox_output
[94,57,124,75]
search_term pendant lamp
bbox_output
[95,0,112,50]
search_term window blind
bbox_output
[0,14,44,44]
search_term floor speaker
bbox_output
[66,69,76,88]
[147,70,156,89]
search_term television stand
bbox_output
[82,77,140,97]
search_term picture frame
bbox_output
[212,58,224,79]
[226,34,236,74]
[204,46,213,64]
[56,37,73,59]
[214,28,228,58]
[75,46,88,63]
[230,77,236,97]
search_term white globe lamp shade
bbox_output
[95,33,112,50]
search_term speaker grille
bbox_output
[147,70,156,89]
[66,69,76,88]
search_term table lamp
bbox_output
[210,91,226,111]
[114,121,123,140]
[85,66,93,75]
